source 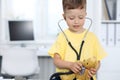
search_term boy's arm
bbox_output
[53,53,70,69]
[53,53,82,73]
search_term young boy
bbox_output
[48,0,107,80]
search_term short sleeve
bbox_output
[93,34,107,61]
[48,33,67,59]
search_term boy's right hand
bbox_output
[68,61,82,73]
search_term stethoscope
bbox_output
[50,17,93,80]
[58,17,92,60]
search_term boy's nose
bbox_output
[74,19,79,24]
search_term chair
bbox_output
[1,47,40,80]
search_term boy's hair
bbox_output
[62,0,86,12]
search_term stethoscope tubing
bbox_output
[58,17,92,42]
[58,17,92,60]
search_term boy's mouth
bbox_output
[73,25,80,29]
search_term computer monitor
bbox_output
[8,20,35,45]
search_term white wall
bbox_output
[0,0,1,41]
[0,0,101,45]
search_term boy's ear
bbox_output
[62,14,66,20]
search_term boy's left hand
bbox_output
[87,68,97,78]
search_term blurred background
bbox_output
[0,0,120,80]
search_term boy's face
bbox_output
[63,8,86,33]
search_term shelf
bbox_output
[101,20,120,24]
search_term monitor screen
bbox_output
[8,20,34,42]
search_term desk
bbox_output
[0,77,14,80]
[36,47,49,56]
[0,46,50,57]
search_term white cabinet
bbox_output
[97,0,120,80]
[98,47,120,80]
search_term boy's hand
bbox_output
[68,62,82,73]
[87,68,97,78]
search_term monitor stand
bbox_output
[20,43,27,47]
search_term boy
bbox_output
[48,0,107,80]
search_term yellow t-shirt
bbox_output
[48,29,107,80]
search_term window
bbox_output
[1,0,65,43]
[13,0,35,19]
[47,0,63,37]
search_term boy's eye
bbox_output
[79,17,84,19]
[79,16,84,19]
[69,17,75,20]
